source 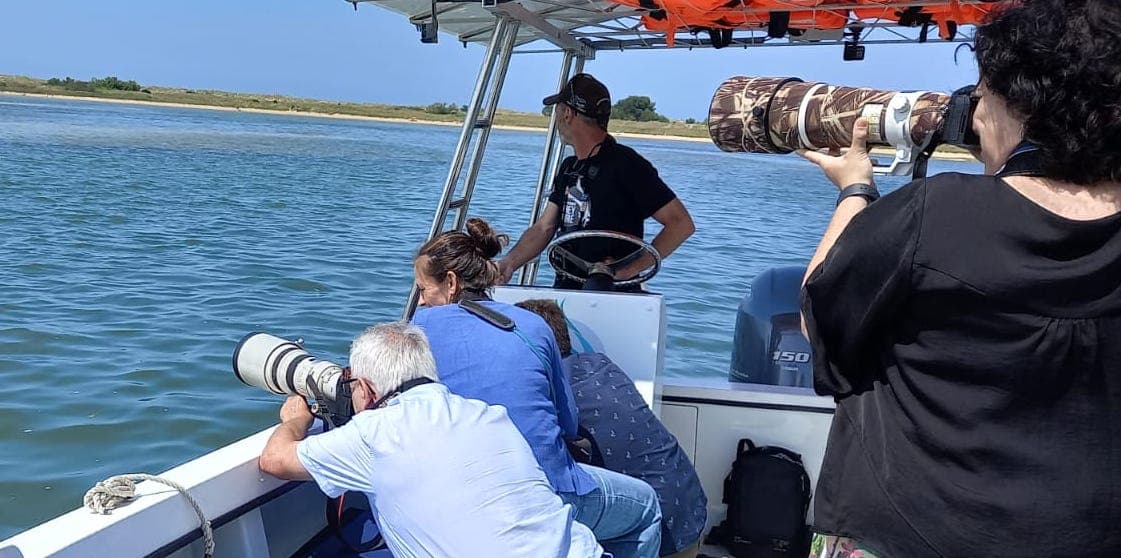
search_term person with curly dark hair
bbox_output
[796,1,1121,557]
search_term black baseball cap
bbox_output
[543,73,611,127]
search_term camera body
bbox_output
[233,332,356,427]
[940,85,981,150]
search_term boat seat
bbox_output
[492,285,668,412]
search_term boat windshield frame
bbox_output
[389,0,997,316]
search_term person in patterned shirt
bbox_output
[516,299,708,557]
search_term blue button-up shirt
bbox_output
[414,301,595,495]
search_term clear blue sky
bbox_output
[0,0,979,120]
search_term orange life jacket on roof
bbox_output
[629,2,847,47]
[853,1,997,39]
[613,0,1003,46]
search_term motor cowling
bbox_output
[729,266,814,388]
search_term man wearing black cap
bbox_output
[497,73,695,291]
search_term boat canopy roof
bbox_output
[345,0,1007,55]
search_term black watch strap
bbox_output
[836,183,880,207]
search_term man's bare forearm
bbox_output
[503,226,553,270]
[272,417,312,444]
[618,202,695,279]
[624,223,691,276]
[651,215,694,260]
[259,416,314,480]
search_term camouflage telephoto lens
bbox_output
[708,76,951,155]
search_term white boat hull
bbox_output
[1,380,831,558]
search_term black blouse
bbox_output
[802,172,1121,558]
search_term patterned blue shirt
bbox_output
[566,352,708,555]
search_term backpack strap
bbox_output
[726,438,757,503]
[725,438,756,504]
[760,445,803,465]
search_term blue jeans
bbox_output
[561,463,662,558]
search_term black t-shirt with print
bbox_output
[802,172,1121,558]
[546,136,676,281]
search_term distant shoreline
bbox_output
[0,90,712,145]
[0,88,979,161]
[0,91,535,133]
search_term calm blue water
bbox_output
[0,94,979,536]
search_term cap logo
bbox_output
[546,73,609,122]
[570,92,589,114]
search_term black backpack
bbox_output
[706,439,812,558]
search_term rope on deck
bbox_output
[84,473,215,558]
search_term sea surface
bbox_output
[0,94,980,537]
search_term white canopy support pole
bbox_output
[520,53,585,286]
[402,16,520,320]
[453,19,521,231]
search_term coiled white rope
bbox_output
[84,473,214,557]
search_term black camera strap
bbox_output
[457,296,603,472]
[912,143,936,180]
[460,298,553,372]
[370,377,436,410]
[308,377,350,431]
[996,143,1044,178]
[458,296,557,405]
[459,298,515,331]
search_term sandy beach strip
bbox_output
[1,91,711,143]
[2,90,979,161]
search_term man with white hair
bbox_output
[259,322,604,557]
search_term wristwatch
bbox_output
[836,183,880,207]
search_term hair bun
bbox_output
[465,217,509,260]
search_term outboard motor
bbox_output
[729,266,813,388]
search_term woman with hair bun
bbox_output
[412,217,663,558]
[798,1,1121,556]
[412,217,508,306]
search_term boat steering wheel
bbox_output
[546,230,662,288]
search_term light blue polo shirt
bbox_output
[297,383,602,558]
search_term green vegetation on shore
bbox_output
[0,74,974,157]
[44,76,145,93]
[0,74,710,138]
[613,96,670,123]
